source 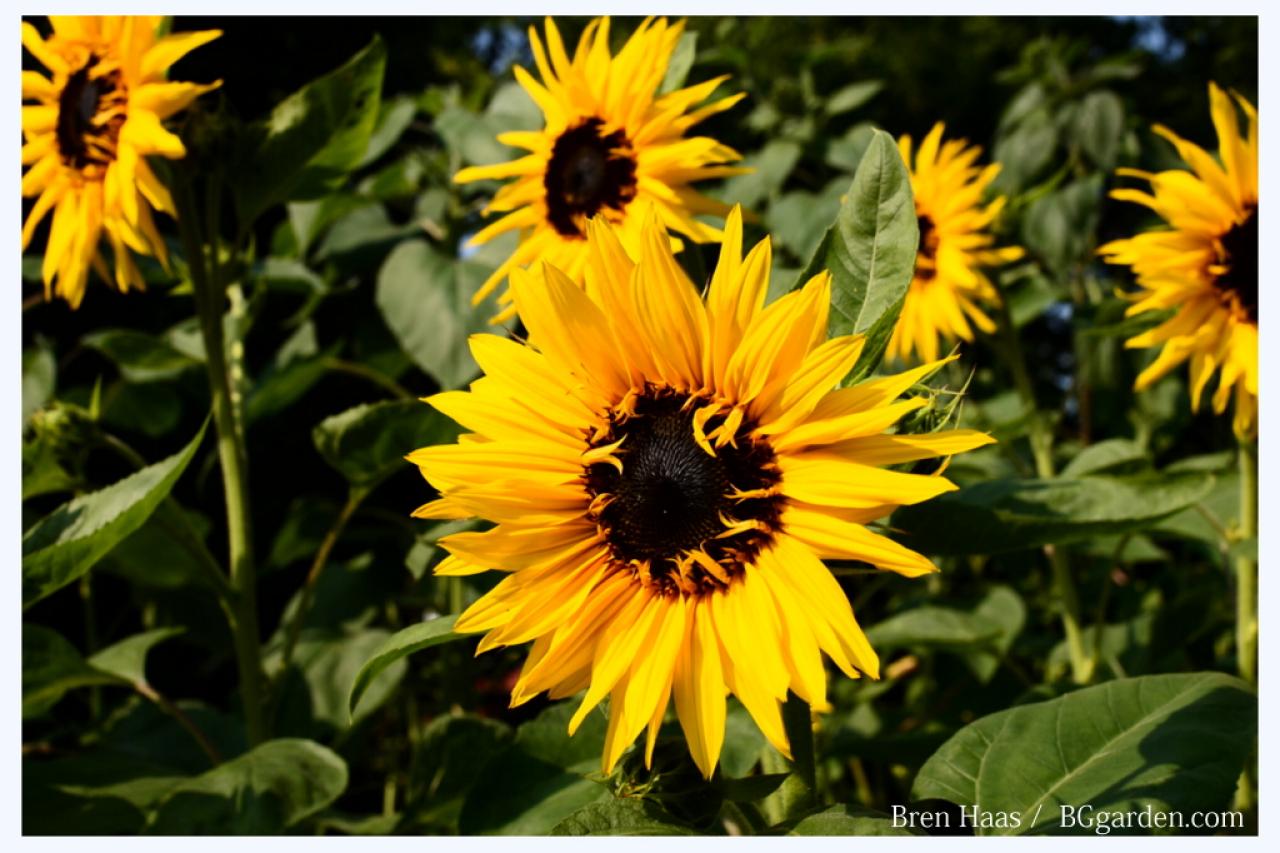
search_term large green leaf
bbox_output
[313,398,460,489]
[23,625,123,718]
[911,673,1256,835]
[459,702,612,835]
[1020,175,1104,279]
[1059,438,1148,478]
[1074,89,1125,170]
[824,80,883,115]
[22,421,207,608]
[147,739,348,834]
[867,585,1024,682]
[783,804,921,836]
[284,629,408,729]
[88,627,186,685]
[375,239,511,389]
[892,471,1214,555]
[347,615,462,716]
[233,37,386,225]
[551,799,697,836]
[83,329,201,383]
[404,713,513,831]
[793,129,918,382]
[23,749,187,834]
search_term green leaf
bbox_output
[824,121,876,173]
[868,585,1021,648]
[1021,175,1103,279]
[765,179,846,261]
[102,382,183,439]
[147,739,348,834]
[551,799,697,836]
[347,615,462,716]
[375,239,511,389]
[22,339,56,425]
[287,629,409,728]
[721,140,802,207]
[405,714,513,831]
[88,627,186,685]
[719,772,790,803]
[22,433,78,500]
[22,421,207,608]
[868,586,1024,683]
[892,471,1214,555]
[83,329,200,383]
[459,702,611,835]
[1060,438,1148,478]
[233,37,387,225]
[356,95,418,169]
[1075,89,1125,170]
[313,398,460,489]
[23,624,123,718]
[824,80,883,115]
[794,129,918,383]
[659,31,699,94]
[24,749,187,834]
[784,804,921,836]
[721,700,768,777]
[911,673,1256,835]
[993,108,1058,192]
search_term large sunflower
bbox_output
[1099,83,1258,439]
[885,123,1024,364]
[454,16,745,323]
[21,16,221,308]
[408,209,994,778]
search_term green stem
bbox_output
[1235,439,1258,684]
[175,175,267,747]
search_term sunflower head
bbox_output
[22,16,221,307]
[453,16,747,323]
[408,209,994,779]
[885,122,1024,365]
[1098,82,1258,439]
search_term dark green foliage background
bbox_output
[21,15,1258,836]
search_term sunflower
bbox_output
[1099,83,1258,439]
[454,16,745,323]
[885,123,1024,364]
[21,16,221,308]
[408,208,994,778]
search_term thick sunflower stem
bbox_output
[175,176,267,747]
[1235,438,1258,685]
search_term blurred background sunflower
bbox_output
[21,15,220,307]
[1099,83,1257,438]
[452,16,745,321]
[884,123,1023,365]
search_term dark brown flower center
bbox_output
[1215,207,1257,323]
[56,55,126,174]
[544,117,637,238]
[584,389,782,596]
[915,213,939,281]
